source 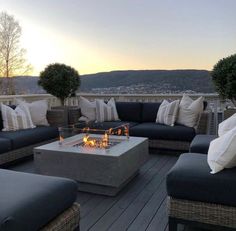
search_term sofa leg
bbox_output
[169,217,177,231]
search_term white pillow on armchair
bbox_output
[208,127,236,174]
[218,113,236,136]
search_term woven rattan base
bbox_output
[0,139,56,166]
[149,139,190,152]
[40,203,80,231]
[168,197,236,229]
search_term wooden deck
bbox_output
[7,153,204,231]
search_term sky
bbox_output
[1,0,236,75]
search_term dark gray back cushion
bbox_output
[141,102,161,122]
[116,102,142,122]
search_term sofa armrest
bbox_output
[196,109,212,134]
[47,109,68,127]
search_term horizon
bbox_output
[9,68,210,78]
[1,0,236,75]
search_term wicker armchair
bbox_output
[168,197,236,231]
[167,150,236,231]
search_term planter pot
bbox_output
[52,106,81,125]
[67,107,81,125]
[47,108,68,127]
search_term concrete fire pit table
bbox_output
[34,134,149,196]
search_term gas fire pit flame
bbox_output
[83,133,109,148]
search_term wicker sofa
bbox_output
[76,101,211,153]
[0,108,67,166]
[167,128,236,230]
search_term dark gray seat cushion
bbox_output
[141,102,161,122]
[116,102,142,122]
[130,123,195,142]
[0,126,58,149]
[0,169,77,231]
[167,153,236,207]
[0,138,12,154]
[190,135,217,154]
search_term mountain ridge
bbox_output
[1,69,215,94]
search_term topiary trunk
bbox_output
[60,98,65,106]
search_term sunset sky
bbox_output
[1,0,236,75]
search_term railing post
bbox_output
[214,99,219,135]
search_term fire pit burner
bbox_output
[59,123,129,150]
[73,136,123,149]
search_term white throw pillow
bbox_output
[1,103,35,131]
[156,100,179,126]
[208,127,236,174]
[218,113,236,136]
[95,98,120,122]
[177,94,204,128]
[79,96,96,121]
[26,100,49,126]
[16,99,49,126]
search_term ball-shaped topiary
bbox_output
[39,63,80,105]
[212,54,236,105]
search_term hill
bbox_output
[80,70,215,94]
[1,69,216,94]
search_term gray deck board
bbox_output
[89,156,170,231]
[108,158,176,231]
[7,153,205,231]
[79,155,161,231]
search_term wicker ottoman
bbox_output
[167,153,236,231]
[41,203,80,231]
[0,169,80,230]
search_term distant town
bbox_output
[1,70,216,95]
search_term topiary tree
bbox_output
[211,54,236,106]
[39,63,80,105]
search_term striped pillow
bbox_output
[95,98,119,122]
[1,103,35,131]
[156,100,179,126]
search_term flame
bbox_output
[124,125,129,140]
[103,133,108,146]
[83,134,89,143]
[82,133,109,148]
[59,135,64,144]
[117,129,122,135]
[81,124,130,148]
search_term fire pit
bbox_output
[34,123,149,196]
[59,123,130,150]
